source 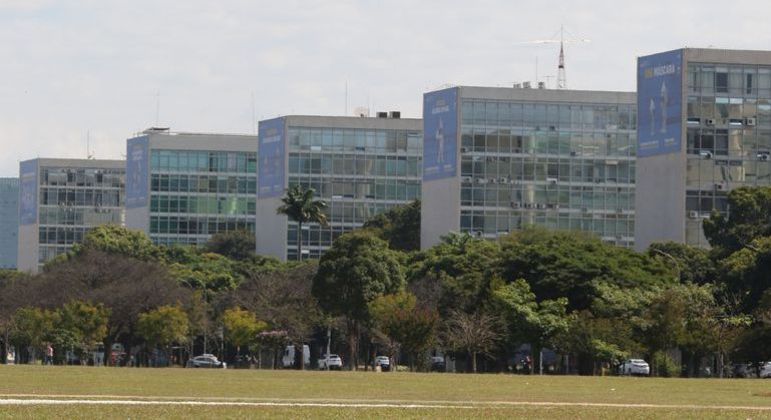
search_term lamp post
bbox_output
[652,248,680,282]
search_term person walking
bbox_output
[45,344,54,365]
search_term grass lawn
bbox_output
[0,365,769,418]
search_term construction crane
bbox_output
[518,25,590,89]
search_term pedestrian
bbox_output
[45,344,54,365]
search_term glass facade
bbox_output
[685,63,771,246]
[458,98,637,246]
[37,165,125,265]
[149,149,257,246]
[0,178,19,269]
[285,125,422,260]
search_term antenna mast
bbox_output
[557,25,567,89]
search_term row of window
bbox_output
[39,206,123,226]
[42,168,124,188]
[460,211,635,238]
[288,154,421,177]
[461,185,635,210]
[288,178,421,202]
[685,158,771,186]
[150,194,256,216]
[288,128,422,154]
[151,174,257,194]
[686,128,771,156]
[687,96,771,123]
[461,158,635,184]
[149,216,254,235]
[40,188,123,207]
[38,226,90,245]
[38,245,70,264]
[286,224,357,248]
[687,64,771,97]
[461,100,636,130]
[151,150,257,174]
[461,129,636,157]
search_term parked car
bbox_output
[282,345,311,368]
[186,354,226,369]
[318,354,343,370]
[618,359,650,376]
[374,356,390,371]
[430,356,446,372]
[761,362,771,378]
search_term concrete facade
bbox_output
[422,86,637,250]
[635,48,771,251]
[0,178,19,269]
[124,129,258,247]
[256,115,422,261]
[17,158,125,273]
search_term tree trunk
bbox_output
[297,221,302,261]
[471,351,477,373]
[103,337,113,367]
[347,319,358,371]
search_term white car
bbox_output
[318,354,343,370]
[374,356,391,371]
[761,362,771,378]
[619,359,650,376]
[186,354,226,369]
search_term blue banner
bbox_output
[258,117,286,198]
[19,159,38,225]
[126,135,149,209]
[423,87,458,181]
[637,49,683,157]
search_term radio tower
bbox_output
[557,26,567,89]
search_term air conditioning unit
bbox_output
[498,177,509,184]
[460,147,470,153]
[461,176,473,183]
[705,118,716,126]
[758,153,770,161]
[546,177,558,185]
[745,117,757,126]
[524,203,533,209]
[700,150,713,159]
[536,203,546,209]
[715,183,726,191]
[688,210,700,219]
[510,202,521,209]
[475,178,488,184]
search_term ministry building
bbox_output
[421,85,637,249]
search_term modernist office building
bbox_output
[17,158,125,273]
[125,129,258,246]
[256,114,422,261]
[635,48,771,250]
[421,86,637,249]
[0,178,19,269]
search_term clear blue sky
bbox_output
[1,0,769,176]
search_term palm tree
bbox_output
[276,185,328,261]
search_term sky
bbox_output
[2,0,771,176]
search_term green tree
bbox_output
[408,233,501,316]
[9,307,56,363]
[493,279,570,374]
[498,228,669,311]
[205,230,256,261]
[277,185,328,261]
[136,305,190,366]
[703,186,771,257]
[647,241,716,284]
[718,236,771,312]
[313,231,405,370]
[363,200,421,251]
[73,224,161,262]
[222,307,267,357]
[57,301,110,363]
[370,292,439,371]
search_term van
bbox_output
[282,345,311,368]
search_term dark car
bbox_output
[430,356,446,372]
[186,354,226,369]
